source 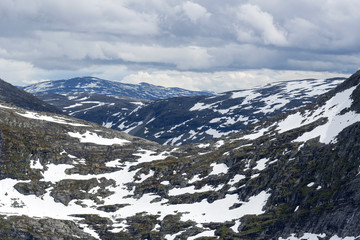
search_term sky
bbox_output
[0,0,358,92]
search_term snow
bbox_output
[189,102,213,111]
[254,158,269,171]
[79,223,100,239]
[0,144,271,239]
[29,159,43,170]
[63,103,83,109]
[0,104,15,109]
[102,121,114,128]
[256,94,289,114]
[135,170,155,182]
[216,140,225,147]
[241,126,271,140]
[210,163,228,175]
[229,174,246,184]
[161,180,170,185]
[197,143,210,148]
[231,219,241,232]
[307,182,315,187]
[294,206,299,212]
[130,102,144,105]
[277,86,360,144]
[329,236,358,240]
[16,111,88,127]
[105,159,122,168]
[68,131,130,145]
[205,128,226,138]
[168,185,214,196]
[278,233,358,240]
[188,230,216,240]
[165,230,186,240]
[188,174,201,183]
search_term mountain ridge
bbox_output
[0,78,62,114]
[22,76,212,100]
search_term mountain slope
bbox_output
[117,77,345,145]
[35,92,150,128]
[0,78,61,114]
[22,76,212,100]
[1,71,360,239]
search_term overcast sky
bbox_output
[0,0,358,92]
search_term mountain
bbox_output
[0,78,62,114]
[1,71,360,239]
[22,76,212,100]
[117,77,345,145]
[26,77,345,146]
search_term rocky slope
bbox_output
[22,76,211,100]
[0,78,61,114]
[117,77,345,145]
[1,71,360,239]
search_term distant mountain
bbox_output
[0,78,61,114]
[117,77,345,145]
[22,76,212,100]
[1,71,360,239]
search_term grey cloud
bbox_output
[0,0,359,88]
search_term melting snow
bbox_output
[210,163,228,175]
[68,131,130,146]
[254,158,270,171]
[277,86,360,144]
[17,111,88,127]
[278,233,359,240]
[29,159,43,170]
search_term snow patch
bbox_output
[68,131,130,146]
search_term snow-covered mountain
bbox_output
[28,77,345,146]
[117,77,345,145]
[22,76,212,100]
[1,71,360,239]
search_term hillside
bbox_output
[1,71,360,239]
[0,78,61,114]
[117,77,345,145]
[35,92,150,128]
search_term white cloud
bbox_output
[121,69,349,93]
[0,58,45,85]
[236,4,288,46]
[182,1,211,23]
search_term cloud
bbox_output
[235,4,288,46]
[121,69,349,93]
[0,0,359,91]
[182,1,211,23]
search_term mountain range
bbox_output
[22,77,212,100]
[1,70,360,239]
[25,76,345,145]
